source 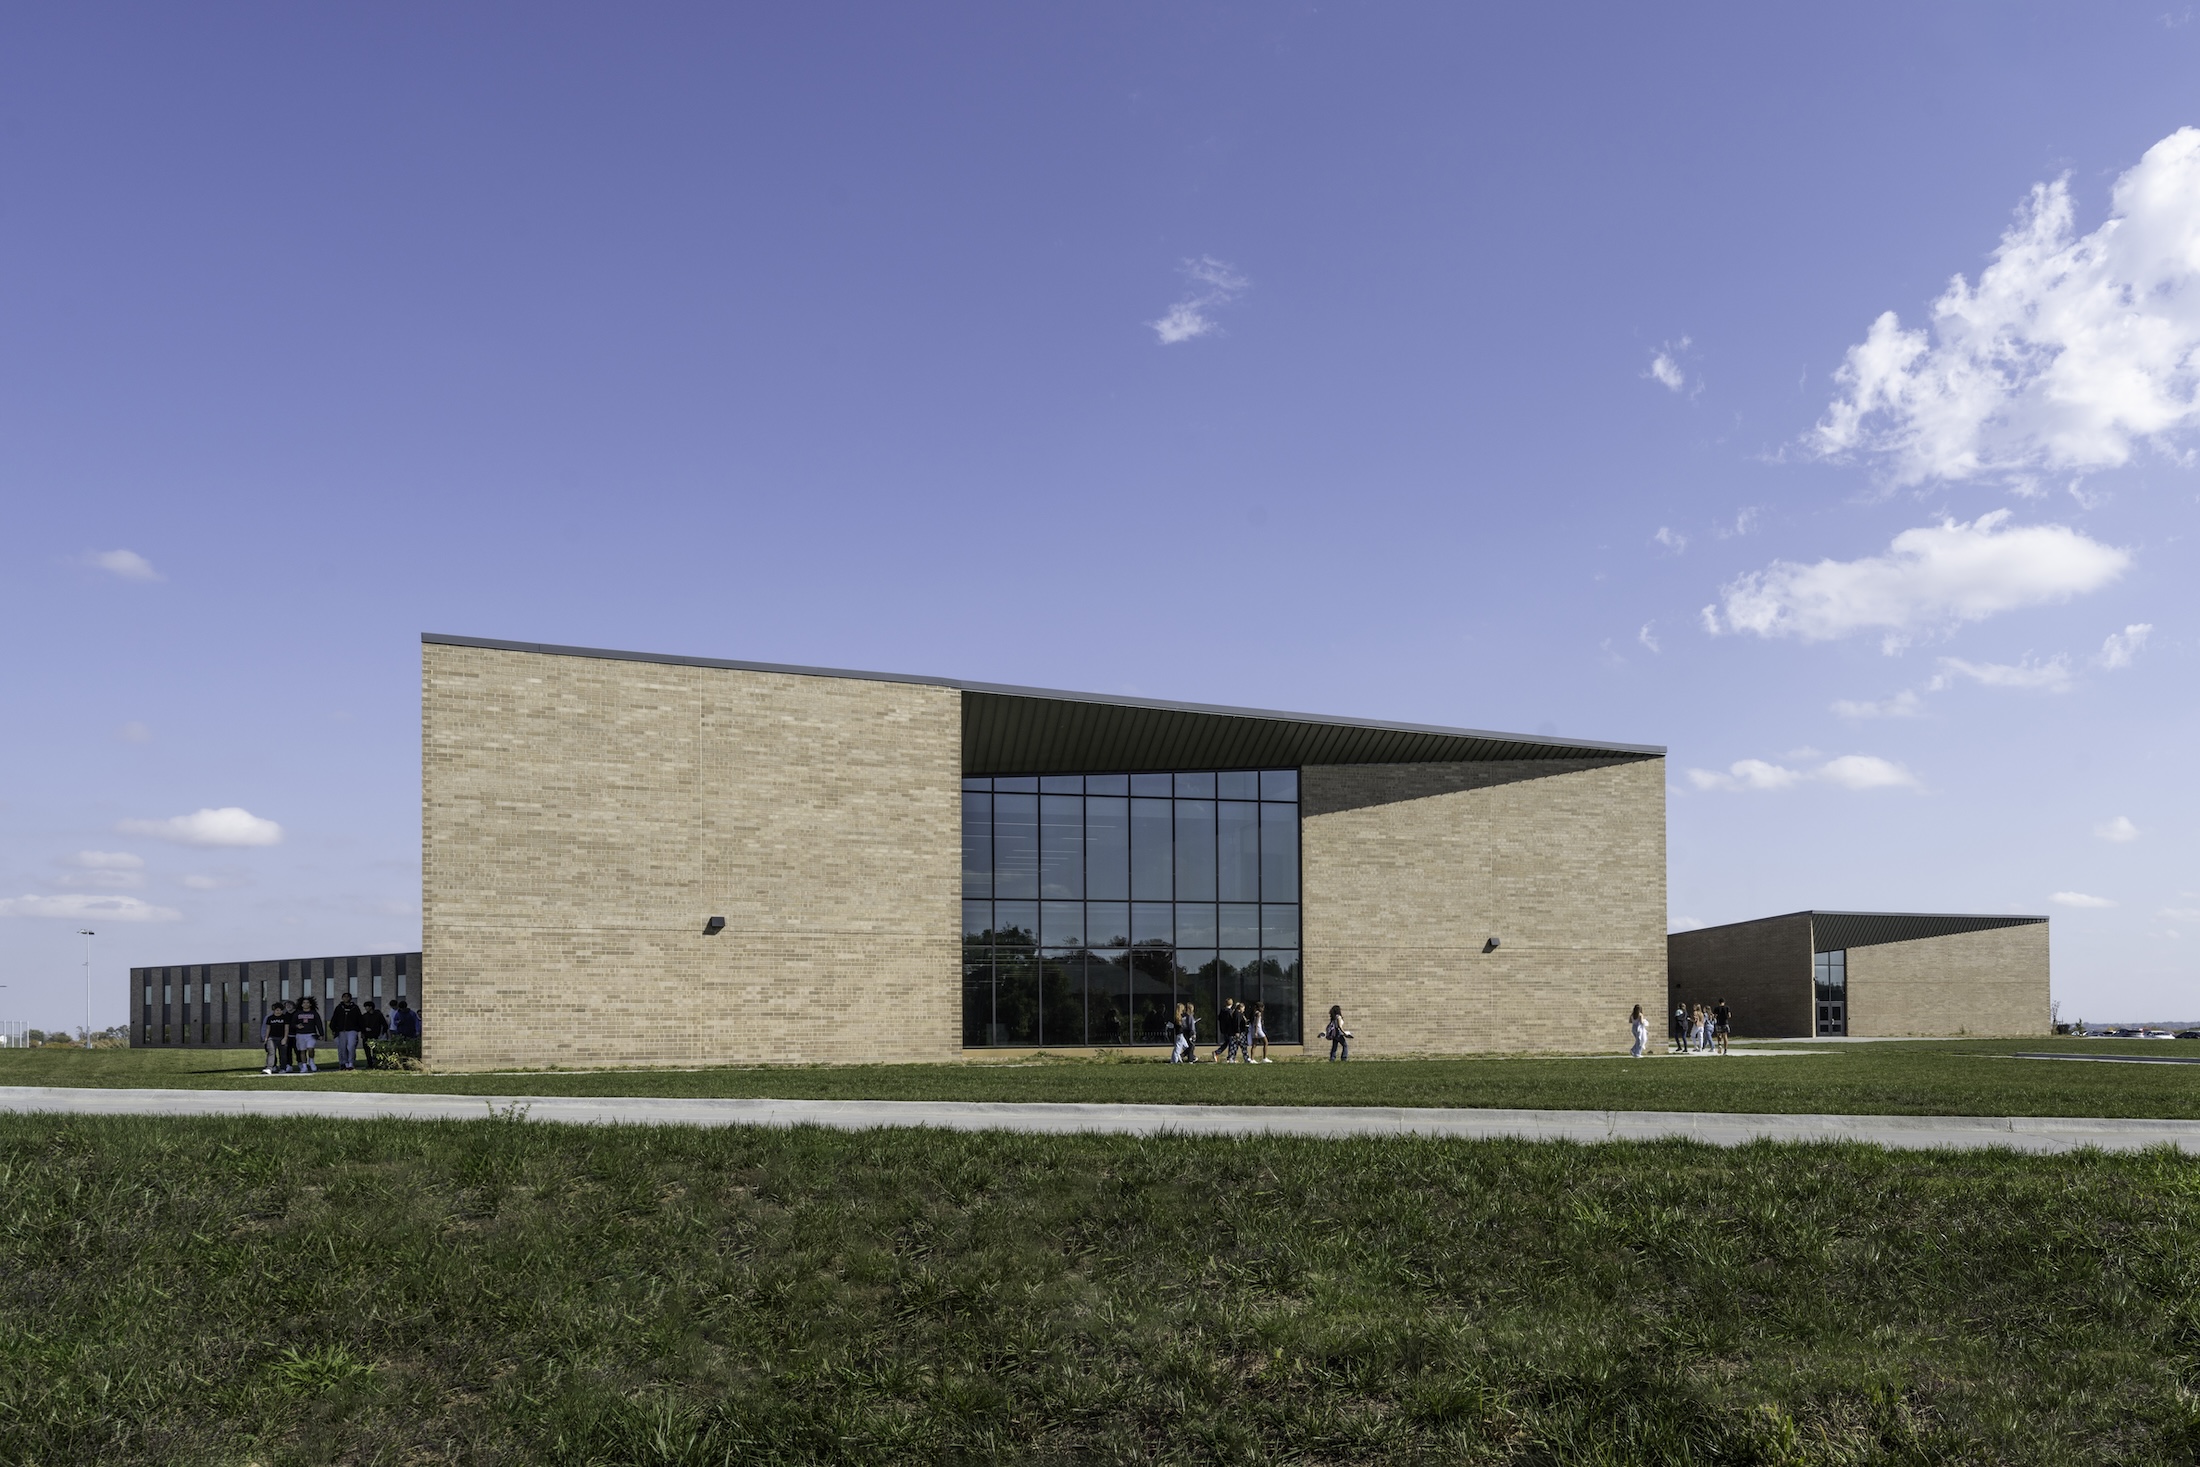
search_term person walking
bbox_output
[1713,999,1732,1056]
[1180,1003,1198,1062]
[1670,1001,1688,1054]
[1248,1003,1270,1063]
[391,997,419,1041]
[291,997,325,1074]
[360,998,389,1068]
[260,1001,290,1075]
[1323,1005,1351,1061]
[1629,1003,1649,1058]
[331,992,365,1071]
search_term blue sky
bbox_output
[6,4,2197,1028]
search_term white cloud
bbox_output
[1148,256,1249,345]
[0,893,180,921]
[118,721,152,743]
[1688,758,1804,792]
[70,851,145,870]
[1712,510,2128,645]
[1647,337,1691,392]
[2097,622,2153,669]
[1813,127,2200,488]
[84,548,162,582]
[2097,816,2140,842]
[1832,689,1924,719]
[58,850,147,890]
[1816,754,1920,790]
[1718,507,1761,539]
[1929,654,2072,692]
[1698,604,1720,635]
[1670,917,1706,932]
[1688,753,1919,792]
[1637,623,1660,653]
[2051,891,2117,908]
[2161,906,2200,922]
[117,806,283,847]
[1653,526,1688,553]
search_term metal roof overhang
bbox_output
[424,633,1664,775]
[1808,911,2049,952]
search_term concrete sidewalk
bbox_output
[1,1085,2195,1152]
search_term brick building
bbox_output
[422,633,1668,1070]
[1667,911,2049,1039]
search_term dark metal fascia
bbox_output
[423,632,1666,763]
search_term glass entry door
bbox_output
[1813,949,1847,1035]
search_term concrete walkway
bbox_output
[2,1085,2196,1153]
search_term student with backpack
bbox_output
[1322,1005,1351,1061]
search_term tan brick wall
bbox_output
[1843,924,2049,1037]
[1300,757,1665,1054]
[1667,915,1814,1038]
[422,642,962,1070]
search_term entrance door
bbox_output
[1813,949,1847,1036]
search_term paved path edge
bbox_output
[1,1086,2196,1152]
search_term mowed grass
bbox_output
[3,1115,2199,1465]
[6,1037,2200,1118]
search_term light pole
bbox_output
[77,929,95,1045]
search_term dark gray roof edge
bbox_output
[1671,910,2050,936]
[422,633,1666,758]
[129,950,421,971]
[1808,910,2049,923]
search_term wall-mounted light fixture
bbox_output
[704,916,726,935]
[1483,937,1501,954]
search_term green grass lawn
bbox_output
[4,1037,2198,1118]
[2,1113,2196,1465]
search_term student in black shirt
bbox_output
[330,993,365,1070]
[261,1003,290,1075]
[292,998,325,1074]
[360,999,389,1068]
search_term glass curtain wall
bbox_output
[963,770,1301,1048]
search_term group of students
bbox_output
[1674,1000,1731,1055]
[1159,1002,1356,1063]
[1624,1000,1732,1057]
[1161,999,1285,1063]
[1165,999,1274,1063]
[258,993,419,1073]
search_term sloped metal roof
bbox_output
[424,633,1664,774]
[1808,911,2048,952]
